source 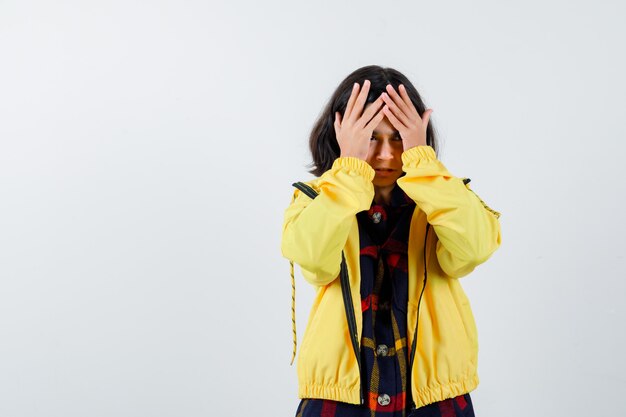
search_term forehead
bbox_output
[372,119,399,136]
[373,127,399,135]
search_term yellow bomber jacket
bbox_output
[280,145,502,408]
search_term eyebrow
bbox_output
[372,130,400,137]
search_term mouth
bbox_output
[374,168,397,176]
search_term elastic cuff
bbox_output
[401,145,437,166]
[331,157,375,182]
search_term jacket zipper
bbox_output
[410,179,468,407]
[291,182,365,404]
[408,222,431,410]
[340,252,365,404]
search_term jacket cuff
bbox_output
[401,145,437,166]
[331,157,375,182]
[400,145,453,177]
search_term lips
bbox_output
[374,168,397,177]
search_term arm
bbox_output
[280,156,375,286]
[396,145,502,278]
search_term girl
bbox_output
[281,65,501,417]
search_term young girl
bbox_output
[281,65,502,417]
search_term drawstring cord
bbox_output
[290,260,297,366]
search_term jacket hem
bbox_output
[299,382,361,405]
[412,374,479,408]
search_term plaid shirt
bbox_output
[295,183,475,417]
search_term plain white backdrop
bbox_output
[1,1,625,416]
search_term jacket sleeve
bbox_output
[396,145,502,279]
[280,156,375,287]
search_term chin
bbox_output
[373,178,398,187]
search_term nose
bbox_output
[376,139,395,161]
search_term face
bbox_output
[363,102,404,187]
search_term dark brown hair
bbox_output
[307,65,439,177]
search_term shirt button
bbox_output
[378,393,391,406]
[376,344,389,357]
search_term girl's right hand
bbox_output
[334,79,386,161]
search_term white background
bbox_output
[1,1,625,416]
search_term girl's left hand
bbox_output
[381,84,433,151]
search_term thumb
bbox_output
[422,109,433,128]
[334,111,342,131]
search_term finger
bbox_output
[348,79,371,123]
[365,105,387,131]
[398,84,419,116]
[382,105,407,131]
[361,94,385,124]
[385,84,415,120]
[382,91,412,127]
[344,82,360,121]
